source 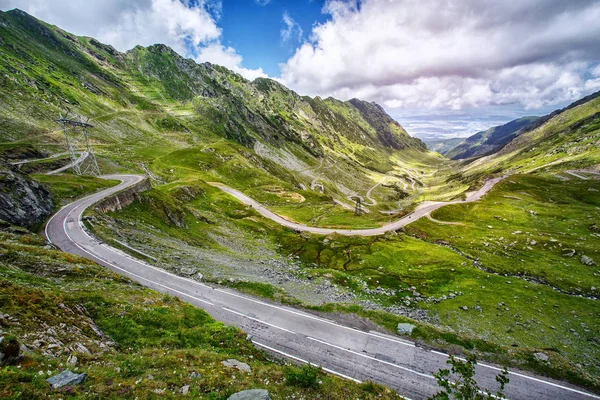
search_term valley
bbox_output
[0,8,599,400]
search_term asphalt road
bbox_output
[209,175,507,236]
[45,174,599,400]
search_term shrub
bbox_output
[284,364,321,388]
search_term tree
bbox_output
[429,355,509,400]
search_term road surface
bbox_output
[209,176,507,236]
[44,174,598,400]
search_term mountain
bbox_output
[422,137,465,155]
[462,90,600,178]
[445,116,539,160]
[0,8,429,193]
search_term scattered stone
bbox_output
[46,370,87,389]
[189,371,201,379]
[534,352,549,362]
[512,231,522,235]
[562,249,576,257]
[487,225,493,229]
[222,359,252,373]
[460,306,469,311]
[475,305,482,312]
[581,255,596,266]
[67,355,78,367]
[396,323,415,334]
[179,385,190,395]
[228,389,271,400]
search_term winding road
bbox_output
[210,175,507,236]
[43,174,599,399]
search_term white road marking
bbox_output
[252,341,362,384]
[61,210,215,307]
[222,307,296,334]
[47,174,600,400]
[213,287,416,348]
[307,337,434,380]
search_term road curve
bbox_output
[44,174,598,400]
[209,175,508,236]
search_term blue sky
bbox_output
[1,0,600,140]
[218,0,327,77]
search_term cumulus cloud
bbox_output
[280,0,600,115]
[195,43,267,80]
[0,0,265,80]
[280,11,303,45]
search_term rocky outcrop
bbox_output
[95,177,151,213]
[228,389,271,400]
[0,165,53,229]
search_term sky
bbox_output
[1,0,600,140]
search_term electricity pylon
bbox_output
[56,112,101,176]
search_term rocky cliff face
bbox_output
[0,165,53,229]
[94,178,151,214]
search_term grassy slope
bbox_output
[77,169,600,391]
[0,227,399,399]
[0,9,445,228]
[446,116,538,160]
[462,94,600,179]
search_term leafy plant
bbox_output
[429,355,509,400]
[284,364,322,388]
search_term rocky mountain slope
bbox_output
[0,165,53,229]
[462,91,600,179]
[445,116,538,160]
[0,8,429,188]
[422,137,465,155]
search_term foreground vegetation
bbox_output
[0,225,400,399]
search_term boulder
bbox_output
[222,359,252,373]
[533,352,549,362]
[46,370,87,388]
[581,255,596,266]
[228,389,271,400]
[396,323,415,334]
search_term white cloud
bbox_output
[280,0,600,115]
[196,43,267,80]
[254,0,271,6]
[0,0,265,80]
[280,11,302,45]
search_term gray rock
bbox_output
[397,323,415,334]
[0,166,53,229]
[533,352,549,362]
[562,249,576,257]
[222,359,252,373]
[179,385,190,395]
[46,370,87,388]
[67,355,78,367]
[228,389,271,400]
[581,255,596,266]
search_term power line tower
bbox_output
[354,196,362,216]
[56,112,101,176]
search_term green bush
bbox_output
[284,364,322,388]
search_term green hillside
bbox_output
[1,7,600,396]
[445,116,538,160]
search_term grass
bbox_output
[0,227,402,399]
[32,174,119,207]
